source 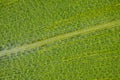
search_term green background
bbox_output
[0,0,120,80]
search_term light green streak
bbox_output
[0,20,120,57]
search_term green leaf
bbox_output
[0,0,120,80]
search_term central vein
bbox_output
[0,20,120,57]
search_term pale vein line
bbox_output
[0,20,120,57]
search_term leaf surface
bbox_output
[0,0,120,80]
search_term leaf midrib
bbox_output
[0,20,120,57]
